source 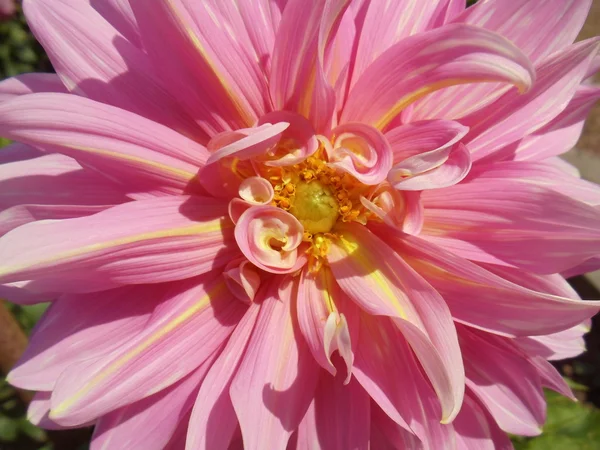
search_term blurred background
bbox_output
[0,1,600,449]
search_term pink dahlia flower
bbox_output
[1,0,600,448]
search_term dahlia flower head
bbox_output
[1,0,600,449]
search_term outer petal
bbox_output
[385,230,600,336]
[467,160,600,206]
[354,315,456,448]
[296,370,370,450]
[0,93,209,196]
[24,0,201,140]
[0,142,41,165]
[453,392,513,450]
[49,275,246,425]
[129,0,268,137]
[421,178,600,273]
[464,38,600,162]
[0,196,237,293]
[230,278,320,450]
[0,73,66,102]
[327,223,464,422]
[411,0,592,120]
[90,361,213,450]
[89,0,141,48]
[186,303,260,450]
[269,0,347,132]
[460,326,545,436]
[341,24,534,130]
[7,284,167,391]
[349,1,448,88]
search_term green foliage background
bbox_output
[1,1,600,449]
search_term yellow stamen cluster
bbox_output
[265,149,369,271]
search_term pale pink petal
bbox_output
[235,205,305,274]
[297,267,358,380]
[453,392,513,450]
[269,0,346,133]
[129,0,267,137]
[355,315,455,447]
[328,122,393,185]
[385,119,469,164]
[349,1,448,88]
[0,73,66,102]
[89,0,141,48]
[563,256,600,278]
[164,412,192,450]
[7,284,168,391]
[385,230,600,336]
[223,259,262,304]
[0,196,237,293]
[50,275,246,425]
[0,93,209,196]
[460,326,545,436]
[296,371,370,450]
[0,153,126,211]
[23,0,201,140]
[91,361,213,450]
[186,303,260,450]
[464,38,600,162]
[411,0,593,121]
[341,24,534,130]
[529,356,576,401]
[388,143,471,191]
[517,321,589,361]
[467,160,600,206]
[0,142,41,165]
[328,223,464,423]
[230,278,320,450]
[429,0,466,28]
[361,186,424,235]
[422,178,600,273]
[28,392,79,431]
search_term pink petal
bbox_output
[388,143,472,191]
[328,122,393,185]
[50,275,246,425]
[360,187,424,235]
[341,24,534,130]
[28,392,76,431]
[269,0,346,133]
[91,360,213,450]
[223,259,262,304]
[129,0,268,137]
[464,38,600,162]
[23,0,201,140]
[355,315,454,447]
[516,321,589,361]
[411,0,592,121]
[7,284,167,391]
[186,303,260,450]
[0,73,66,102]
[0,93,208,196]
[230,278,320,450]
[529,356,576,401]
[0,196,237,294]
[385,119,469,164]
[90,0,142,48]
[327,223,464,423]
[386,230,600,336]
[421,178,600,273]
[0,142,41,165]
[460,326,545,436]
[453,392,513,450]
[296,370,370,450]
[297,267,358,381]
[349,1,447,89]
[235,205,305,274]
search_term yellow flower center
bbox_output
[265,148,371,271]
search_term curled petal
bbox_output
[238,177,275,205]
[388,143,472,191]
[328,123,393,185]
[223,258,262,304]
[257,111,319,166]
[235,205,305,274]
[360,187,424,235]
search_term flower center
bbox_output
[289,180,339,234]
